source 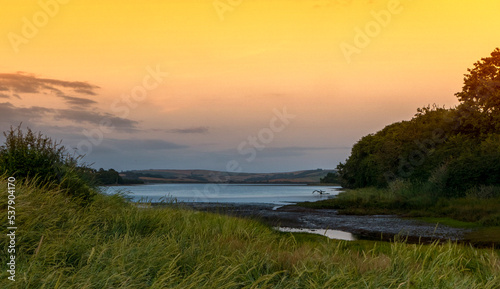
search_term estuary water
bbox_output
[102,183,341,205]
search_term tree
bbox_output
[455,48,500,133]
[335,48,500,196]
[320,172,339,184]
[95,168,124,185]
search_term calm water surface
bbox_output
[276,227,357,241]
[103,183,341,205]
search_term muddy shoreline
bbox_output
[161,202,475,245]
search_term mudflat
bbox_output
[162,202,473,244]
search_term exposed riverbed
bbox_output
[163,202,474,244]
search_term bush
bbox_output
[0,125,96,205]
[466,185,500,199]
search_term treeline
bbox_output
[337,48,500,198]
[93,168,144,185]
[320,172,339,184]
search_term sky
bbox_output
[1,0,499,173]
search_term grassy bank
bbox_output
[1,178,500,288]
[297,186,500,225]
[296,185,500,246]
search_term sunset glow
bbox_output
[1,0,499,172]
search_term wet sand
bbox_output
[162,202,473,244]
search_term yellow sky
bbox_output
[1,0,499,171]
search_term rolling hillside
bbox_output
[120,169,336,184]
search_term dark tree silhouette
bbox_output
[456,48,500,114]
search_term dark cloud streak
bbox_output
[0,72,99,94]
[0,72,99,106]
[0,102,138,132]
[167,126,209,134]
[0,102,53,124]
[60,95,98,106]
[54,109,139,132]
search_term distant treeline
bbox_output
[337,48,500,198]
[93,168,144,185]
[320,172,339,184]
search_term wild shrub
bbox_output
[466,185,500,199]
[0,125,96,205]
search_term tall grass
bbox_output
[299,180,500,227]
[1,176,499,288]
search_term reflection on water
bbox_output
[275,227,357,241]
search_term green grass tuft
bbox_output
[412,217,479,229]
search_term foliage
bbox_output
[337,48,500,198]
[0,125,67,183]
[0,125,96,204]
[94,168,123,184]
[93,168,145,185]
[1,177,500,288]
[319,172,339,184]
[456,48,500,116]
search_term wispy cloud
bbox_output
[0,102,138,132]
[0,102,53,124]
[0,72,99,94]
[0,72,99,107]
[60,95,98,106]
[167,126,209,134]
[246,146,350,158]
[103,138,188,151]
[74,88,98,96]
[54,109,139,132]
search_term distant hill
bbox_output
[120,169,337,184]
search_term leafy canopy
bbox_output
[456,48,500,114]
[336,48,500,197]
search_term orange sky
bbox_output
[1,0,499,172]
